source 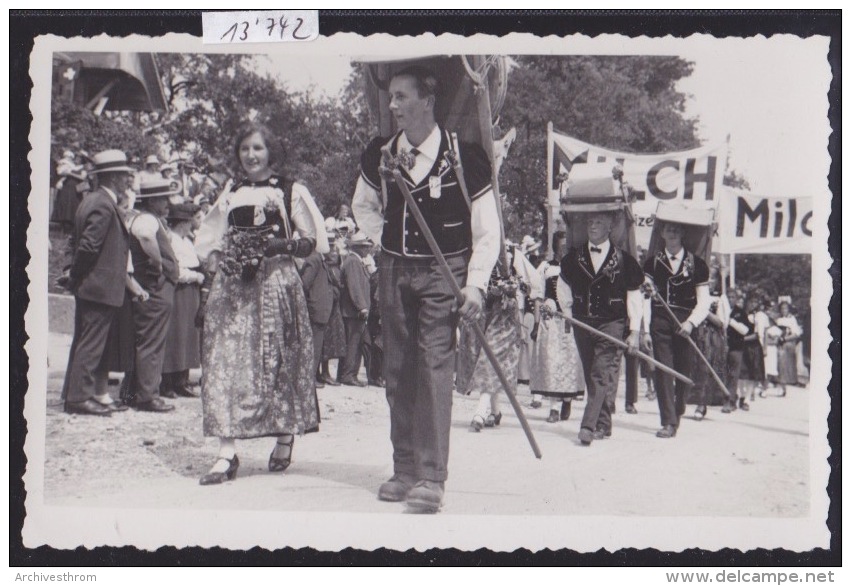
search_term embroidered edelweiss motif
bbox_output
[601,253,621,283]
[269,177,279,186]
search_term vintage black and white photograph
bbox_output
[21,28,833,553]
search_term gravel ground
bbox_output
[40,332,811,519]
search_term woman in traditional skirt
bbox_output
[318,239,347,385]
[688,267,730,420]
[193,122,329,485]
[727,294,764,411]
[530,231,582,423]
[767,301,802,397]
[160,203,204,399]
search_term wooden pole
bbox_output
[651,292,731,397]
[384,162,543,459]
[470,55,510,277]
[546,121,555,258]
[546,309,694,386]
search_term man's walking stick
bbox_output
[543,307,694,386]
[651,291,731,398]
[382,164,542,459]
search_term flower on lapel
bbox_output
[682,254,693,279]
[269,176,279,187]
[601,253,620,283]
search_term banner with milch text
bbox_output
[548,129,727,249]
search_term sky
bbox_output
[260,36,830,199]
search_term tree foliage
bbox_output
[497,55,700,241]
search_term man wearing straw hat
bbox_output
[122,177,182,413]
[337,231,373,387]
[62,149,134,416]
[352,65,501,512]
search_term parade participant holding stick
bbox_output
[643,211,713,438]
[557,211,645,445]
[193,122,328,485]
[352,65,501,513]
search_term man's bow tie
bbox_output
[670,255,678,262]
[589,246,602,253]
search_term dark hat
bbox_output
[167,202,199,222]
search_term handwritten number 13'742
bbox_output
[220,16,308,42]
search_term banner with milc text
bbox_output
[716,189,813,254]
[548,129,727,249]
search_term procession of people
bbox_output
[55,63,809,515]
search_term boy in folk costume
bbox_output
[642,203,714,438]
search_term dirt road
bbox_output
[40,333,810,518]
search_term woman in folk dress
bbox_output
[194,123,328,485]
[530,231,583,423]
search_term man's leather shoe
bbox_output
[593,427,612,440]
[368,377,385,388]
[159,388,178,399]
[64,399,112,417]
[340,377,367,387]
[625,403,638,414]
[546,409,559,423]
[656,424,677,438]
[406,480,444,513]
[321,375,341,386]
[132,398,176,413]
[102,401,129,412]
[173,385,200,398]
[578,427,594,445]
[378,473,415,502]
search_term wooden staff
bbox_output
[381,159,542,460]
[651,291,731,398]
[542,307,695,386]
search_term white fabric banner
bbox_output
[717,189,813,254]
[548,130,727,248]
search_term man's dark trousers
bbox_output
[340,317,367,381]
[624,354,639,406]
[650,307,694,427]
[62,298,120,403]
[379,253,465,483]
[127,279,175,403]
[573,317,626,433]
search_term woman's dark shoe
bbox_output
[199,455,239,485]
[269,435,294,472]
[625,403,638,415]
[546,409,559,423]
[758,389,767,399]
[738,398,750,411]
[694,405,707,420]
[469,415,485,432]
[779,387,787,398]
[560,400,572,421]
[485,411,502,427]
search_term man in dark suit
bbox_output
[122,177,180,412]
[298,249,334,389]
[338,232,372,387]
[62,150,134,416]
[557,211,645,445]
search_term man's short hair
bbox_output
[392,65,439,100]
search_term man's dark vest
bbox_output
[644,250,710,312]
[560,244,644,321]
[360,129,492,258]
[129,212,179,288]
